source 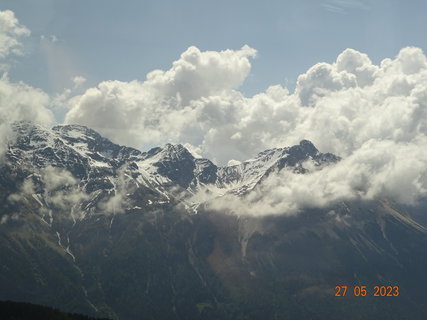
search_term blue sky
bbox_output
[3,0,427,96]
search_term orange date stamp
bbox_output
[335,285,400,297]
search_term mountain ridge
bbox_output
[7,121,341,203]
[1,121,427,320]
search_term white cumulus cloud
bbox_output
[64,45,427,214]
[64,45,257,153]
[0,9,30,59]
[0,10,52,159]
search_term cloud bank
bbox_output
[64,44,427,214]
[64,46,427,163]
[208,138,427,216]
[64,45,257,157]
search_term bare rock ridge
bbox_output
[9,121,340,200]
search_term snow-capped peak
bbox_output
[144,143,194,162]
[7,122,339,210]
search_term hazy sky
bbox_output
[2,0,427,96]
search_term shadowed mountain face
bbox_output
[1,122,427,320]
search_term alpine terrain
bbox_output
[1,121,427,320]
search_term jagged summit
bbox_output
[295,139,319,156]
[53,124,141,161]
[8,121,338,197]
[213,139,340,195]
[145,143,194,162]
[250,140,318,164]
[53,124,103,139]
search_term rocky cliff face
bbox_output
[1,121,427,320]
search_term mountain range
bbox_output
[1,121,427,319]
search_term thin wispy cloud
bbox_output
[321,3,347,14]
[322,0,370,14]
